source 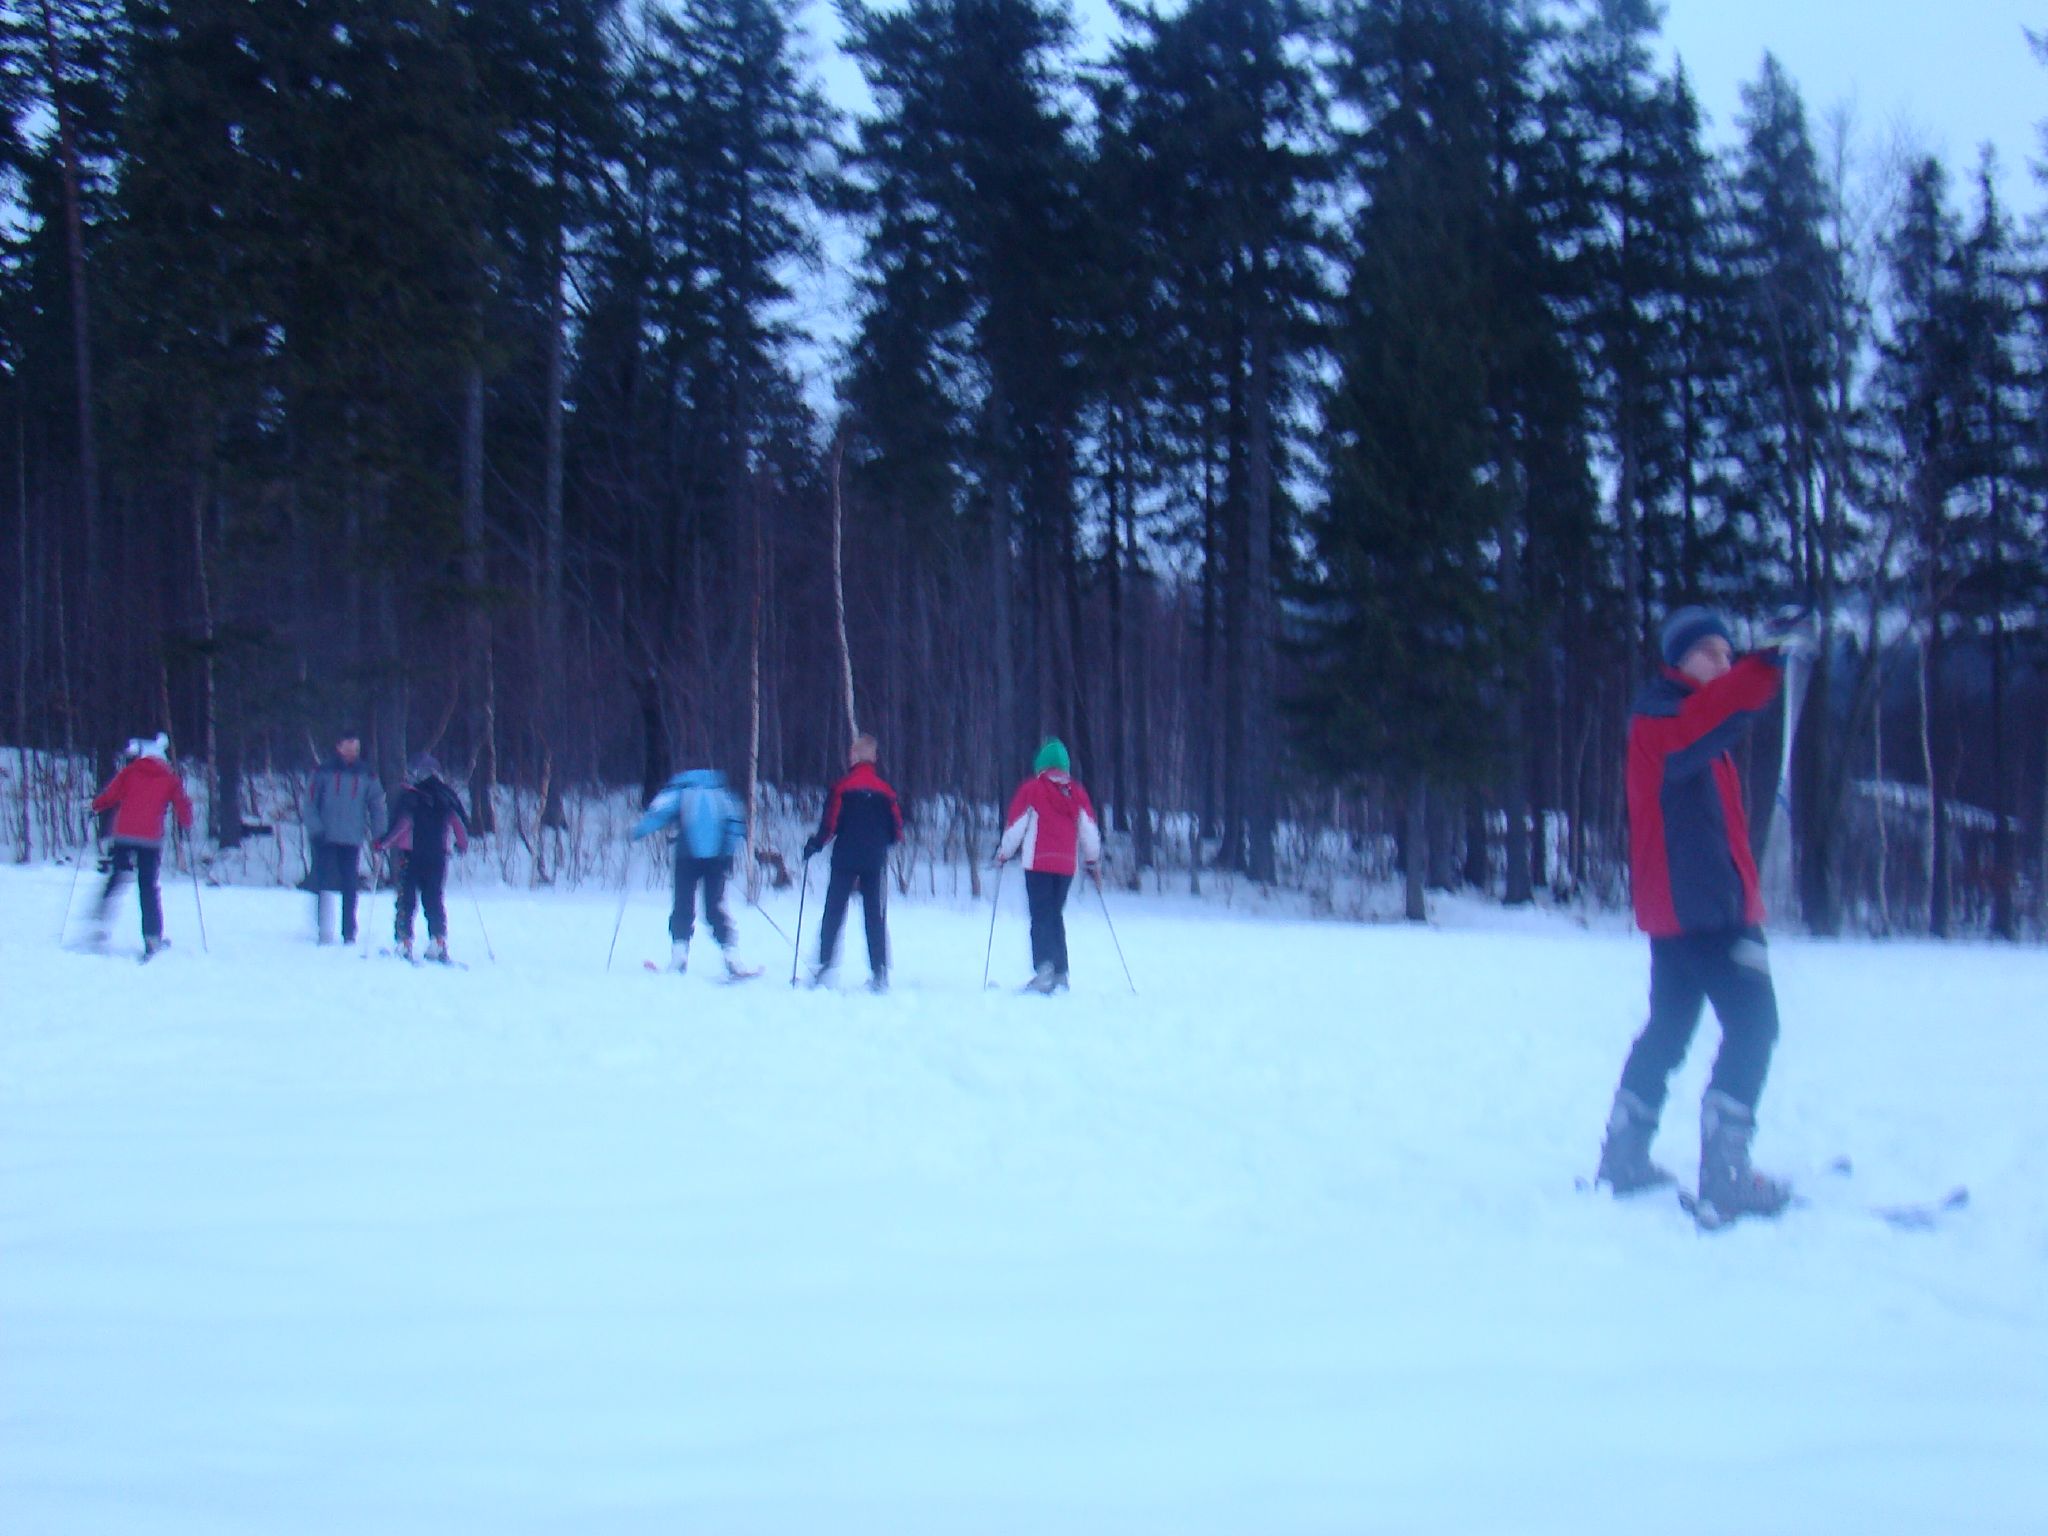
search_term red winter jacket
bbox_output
[92,756,194,847]
[1627,653,1783,937]
[997,770,1102,877]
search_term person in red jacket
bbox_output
[995,737,1101,994]
[87,732,194,956]
[802,734,902,992]
[1595,605,1812,1226]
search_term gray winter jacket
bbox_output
[305,759,388,848]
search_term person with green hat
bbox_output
[994,737,1102,993]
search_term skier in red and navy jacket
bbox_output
[995,737,1102,993]
[88,732,193,955]
[802,734,902,991]
[1596,604,1814,1225]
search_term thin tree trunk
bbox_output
[1129,483,1154,874]
[1921,618,1947,937]
[1244,295,1276,885]
[1873,652,1888,933]
[15,388,30,860]
[745,498,764,903]
[1404,776,1427,922]
[190,456,231,846]
[1106,416,1127,836]
[539,192,569,828]
[462,362,496,833]
[1990,486,2013,940]
[830,428,857,740]
[36,0,102,752]
[988,391,1016,787]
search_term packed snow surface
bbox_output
[2,862,2044,1534]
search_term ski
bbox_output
[644,958,761,984]
[1676,1184,1968,1232]
[374,947,469,971]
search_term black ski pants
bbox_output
[671,855,737,948]
[1025,869,1071,977]
[393,851,449,945]
[99,841,163,942]
[817,862,887,976]
[1618,926,1780,1117]
[310,840,362,941]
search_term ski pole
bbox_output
[468,877,496,964]
[981,859,1005,989]
[58,811,93,944]
[605,840,634,972]
[179,822,209,953]
[750,895,791,949]
[789,852,812,986]
[1094,873,1135,995]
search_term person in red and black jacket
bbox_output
[1596,604,1814,1226]
[88,732,194,955]
[802,734,902,991]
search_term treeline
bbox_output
[0,0,2043,935]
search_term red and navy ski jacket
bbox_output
[1627,653,1783,937]
[811,762,902,871]
[91,756,194,847]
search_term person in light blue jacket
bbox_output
[631,768,759,978]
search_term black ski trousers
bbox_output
[1618,926,1780,1116]
[393,851,449,944]
[1025,870,1071,977]
[817,862,887,976]
[310,841,362,942]
[99,841,163,942]
[671,855,736,948]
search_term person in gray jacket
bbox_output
[305,731,387,945]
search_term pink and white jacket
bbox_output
[997,770,1102,877]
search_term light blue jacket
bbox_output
[633,769,745,860]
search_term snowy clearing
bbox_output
[2,862,2045,1534]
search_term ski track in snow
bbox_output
[3,865,2045,1534]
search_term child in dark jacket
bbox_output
[802,735,902,992]
[374,755,470,962]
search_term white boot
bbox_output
[669,941,689,974]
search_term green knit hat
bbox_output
[1033,737,1070,774]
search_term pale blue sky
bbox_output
[1658,0,2042,205]
[809,1,2044,205]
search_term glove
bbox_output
[1761,603,1820,659]
[802,836,822,861]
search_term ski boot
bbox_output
[396,938,414,962]
[805,962,833,989]
[424,937,452,965]
[1023,962,1059,995]
[669,941,690,974]
[867,969,889,995]
[1693,1090,1792,1229]
[141,936,171,963]
[723,948,762,982]
[1594,1088,1675,1196]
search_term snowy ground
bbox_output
[2,860,2045,1535]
